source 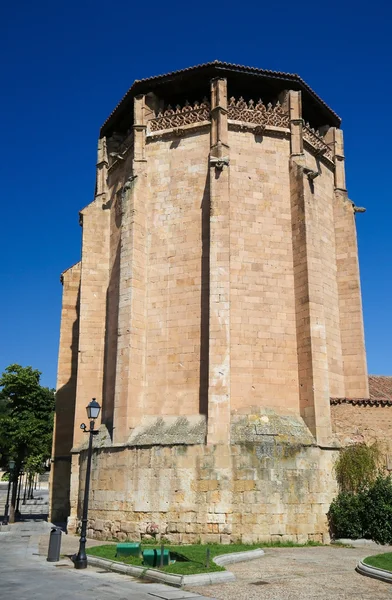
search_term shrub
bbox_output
[329,475,392,544]
[328,492,365,539]
[334,442,381,494]
[363,475,392,545]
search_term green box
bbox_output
[116,543,141,558]
[142,548,171,567]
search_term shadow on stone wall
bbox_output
[50,285,80,523]
[199,170,210,418]
[101,193,121,438]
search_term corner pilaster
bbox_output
[324,127,346,192]
[96,137,108,197]
[207,78,231,445]
[326,127,369,398]
[113,95,148,444]
[289,91,304,157]
[289,90,332,445]
[73,200,109,448]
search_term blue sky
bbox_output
[0,1,391,388]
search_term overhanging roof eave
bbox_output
[99,61,341,137]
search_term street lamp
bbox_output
[3,459,15,525]
[73,398,101,570]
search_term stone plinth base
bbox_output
[68,437,338,544]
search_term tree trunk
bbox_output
[9,463,21,524]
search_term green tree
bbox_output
[334,442,382,494]
[0,364,55,521]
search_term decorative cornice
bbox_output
[149,99,211,132]
[227,96,290,128]
[302,122,334,162]
[228,121,290,139]
[146,121,210,140]
[330,397,392,407]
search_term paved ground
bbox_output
[0,519,215,600]
[2,486,391,600]
[188,545,392,599]
[0,481,49,520]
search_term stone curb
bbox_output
[87,548,265,587]
[335,538,378,547]
[356,560,392,584]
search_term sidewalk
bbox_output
[37,527,116,557]
[0,520,216,600]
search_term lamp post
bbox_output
[73,398,101,569]
[3,459,15,525]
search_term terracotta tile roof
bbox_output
[100,60,341,136]
[330,375,392,406]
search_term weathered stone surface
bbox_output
[231,409,316,446]
[68,441,338,543]
[128,416,206,446]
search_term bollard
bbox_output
[47,526,62,562]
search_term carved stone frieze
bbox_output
[149,99,211,132]
[227,97,290,128]
[302,123,334,162]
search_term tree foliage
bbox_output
[328,491,365,539]
[329,442,392,544]
[0,364,55,473]
[334,442,382,494]
[363,475,392,545]
[329,475,392,544]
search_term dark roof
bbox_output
[330,398,392,407]
[100,60,341,137]
[331,375,392,406]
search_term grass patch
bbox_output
[363,552,392,572]
[86,540,322,576]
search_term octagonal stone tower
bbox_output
[51,62,368,542]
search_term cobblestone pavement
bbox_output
[188,545,392,600]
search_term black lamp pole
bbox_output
[2,460,15,525]
[73,399,100,570]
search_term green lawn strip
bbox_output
[363,552,392,572]
[86,540,322,576]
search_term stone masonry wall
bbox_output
[49,262,80,522]
[143,130,210,416]
[331,403,392,452]
[302,150,344,399]
[70,441,337,544]
[229,130,299,413]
